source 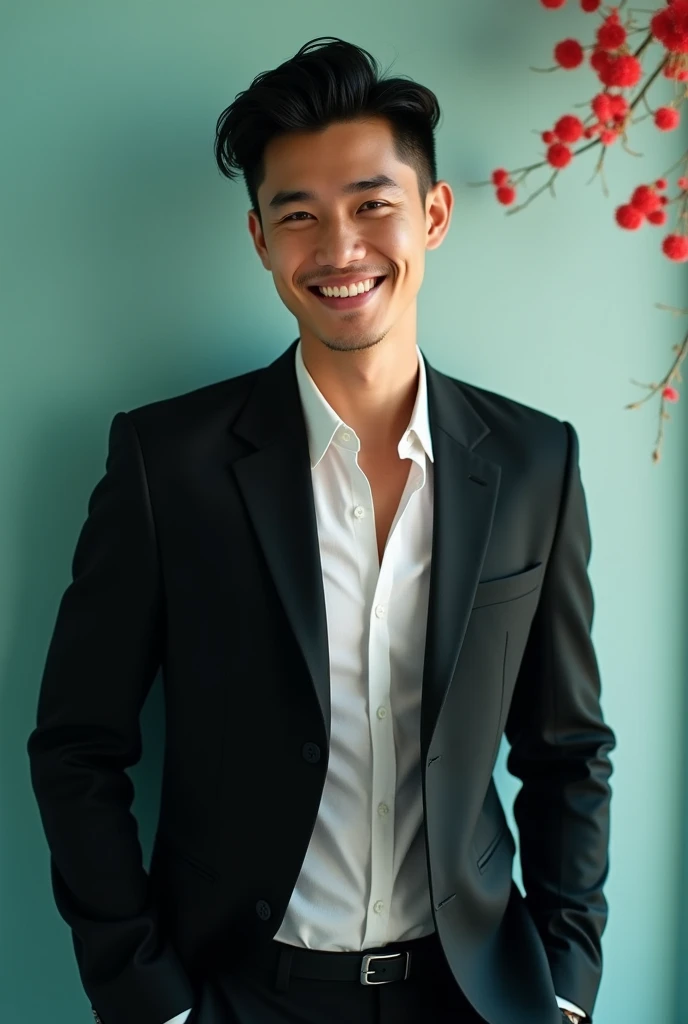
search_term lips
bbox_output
[308,275,387,310]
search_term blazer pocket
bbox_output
[472,562,544,610]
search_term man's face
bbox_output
[248,117,452,355]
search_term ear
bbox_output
[248,209,272,270]
[425,181,454,251]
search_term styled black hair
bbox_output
[214,37,441,227]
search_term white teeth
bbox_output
[318,277,378,297]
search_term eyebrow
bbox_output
[267,174,404,210]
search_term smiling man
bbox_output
[28,36,614,1024]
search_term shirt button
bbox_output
[354,506,365,519]
[376,706,387,719]
[341,431,351,441]
[378,802,389,816]
[375,605,385,618]
[373,900,385,914]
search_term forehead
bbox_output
[259,118,413,200]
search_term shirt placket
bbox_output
[343,432,424,948]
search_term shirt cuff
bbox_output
[556,995,587,1017]
[161,1010,192,1024]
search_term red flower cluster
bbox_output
[491,168,517,206]
[652,0,688,53]
[615,179,688,263]
[615,183,667,231]
[538,113,585,168]
[590,49,643,87]
[492,2,688,457]
[584,91,629,145]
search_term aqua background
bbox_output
[2,3,686,1022]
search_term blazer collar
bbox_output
[233,337,489,457]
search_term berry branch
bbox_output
[474,0,688,463]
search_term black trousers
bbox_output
[189,932,486,1024]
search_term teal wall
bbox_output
[2,3,685,1022]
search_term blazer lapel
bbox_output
[231,339,501,759]
[420,362,501,757]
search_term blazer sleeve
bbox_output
[27,411,195,1024]
[504,420,616,1020]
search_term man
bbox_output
[28,36,615,1024]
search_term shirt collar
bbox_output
[294,338,435,470]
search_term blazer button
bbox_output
[92,1011,103,1024]
[256,900,272,921]
[302,742,320,763]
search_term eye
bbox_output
[282,201,387,222]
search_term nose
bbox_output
[314,216,367,269]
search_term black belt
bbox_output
[242,932,443,990]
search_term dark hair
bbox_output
[214,37,441,227]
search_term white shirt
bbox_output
[164,340,585,1023]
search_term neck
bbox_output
[300,338,420,453]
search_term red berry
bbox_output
[678,176,688,189]
[662,234,688,261]
[542,130,557,144]
[600,54,642,88]
[655,106,681,131]
[616,204,644,230]
[592,93,613,121]
[597,21,627,51]
[590,49,611,74]
[554,114,584,142]
[492,168,510,186]
[600,129,619,145]
[663,386,680,402]
[609,94,629,117]
[496,186,517,206]
[547,142,573,168]
[655,178,668,190]
[581,0,601,10]
[541,0,567,6]
[555,39,585,69]
[648,209,668,226]
[652,6,688,55]
[631,185,661,214]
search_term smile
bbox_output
[308,276,387,310]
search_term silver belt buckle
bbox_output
[360,951,411,985]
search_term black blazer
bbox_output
[27,338,615,1024]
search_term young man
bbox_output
[28,36,615,1024]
